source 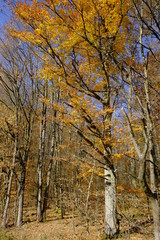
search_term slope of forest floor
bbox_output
[0,216,154,240]
[0,193,154,240]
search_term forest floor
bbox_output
[0,216,154,240]
[0,209,154,239]
[0,193,155,239]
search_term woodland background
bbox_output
[0,0,160,239]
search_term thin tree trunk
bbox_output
[14,174,18,226]
[37,83,47,222]
[60,183,64,219]
[53,160,58,207]
[151,198,160,240]
[140,2,160,235]
[59,124,65,219]
[41,159,52,221]
[149,144,160,240]
[131,159,137,188]
[16,105,34,227]
[85,161,95,235]
[16,165,26,227]
[1,109,18,228]
[42,122,56,221]
[41,87,57,221]
[1,169,14,228]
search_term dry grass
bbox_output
[1,212,153,239]
[0,193,154,239]
[0,218,153,240]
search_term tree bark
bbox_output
[37,83,47,222]
[41,88,57,221]
[1,168,14,228]
[42,122,56,221]
[149,144,160,240]
[1,107,18,228]
[104,168,118,237]
[16,165,26,227]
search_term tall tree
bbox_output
[37,81,48,222]
[121,1,160,238]
[10,0,130,236]
[0,35,39,227]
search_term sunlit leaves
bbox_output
[8,0,132,166]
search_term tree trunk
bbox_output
[16,166,26,227]
[102,80,119,237]
[131,158,137,188]
[53,160,58,207]
[37,158,43,222]
[1,113,18,228]
[41,161,52,221]
[1,169,14,228]
[85,161,95,235]
[137,4,160,238]
[104,167,118,237]
[42,130,56,221]
[149,145,160,240]
[42,88,57,221]
[37,83,47,222]
[151,198,160,240]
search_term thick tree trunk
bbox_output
[104,167,118,237]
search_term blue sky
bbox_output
[0,0,11,30]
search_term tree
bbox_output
[121,1,160,238]
[9,0,130,236]
[0,34,39,227]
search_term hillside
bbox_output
[0,192,154,240]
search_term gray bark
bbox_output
[42,121,56,221]
[123,18,160,236]
[104,168,118,237]
[41,88,57,221]
[16,166,26,227]
[149,143,160,240]
[1,152,15,228]
[37,83,47,222]
[85,161,95,235]
[1,103,18,228]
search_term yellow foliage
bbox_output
[8,0,131,158]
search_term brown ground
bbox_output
[0,192,155,240]
[0,210,154,240]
